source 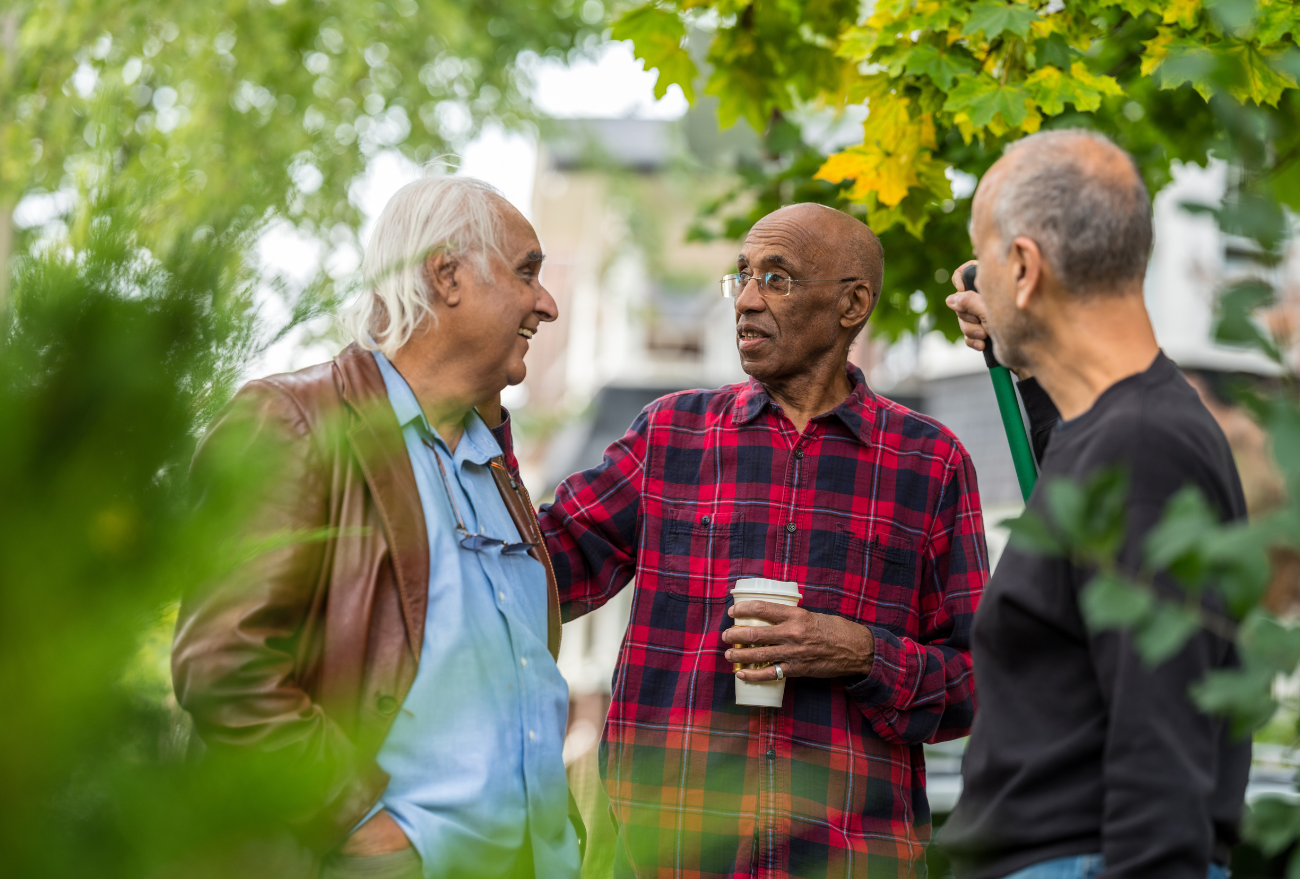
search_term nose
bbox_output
[535,280,558,323]
[734,275,767,315]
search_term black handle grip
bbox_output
[961,264,977,292]
[959,264,1002,369]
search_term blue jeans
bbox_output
[1003,853,1230,879]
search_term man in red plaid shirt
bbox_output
[536,204,988,878]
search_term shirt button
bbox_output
[498,590,506,601]
[766,749,776,760]
[794,449,804,459]
[786,522,797,533]
[377,695,398,715]
[701,515,711,526]
[529,730,536,741]
[521,657,528,668]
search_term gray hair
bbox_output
[993,129,1152,296]
[341,175,507,357]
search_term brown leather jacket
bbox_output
[172,343,562,853]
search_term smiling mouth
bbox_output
[518,327,535,340]
[738,328,769,343]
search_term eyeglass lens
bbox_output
[721,273,790,298]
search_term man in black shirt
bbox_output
[936,129,1249,879]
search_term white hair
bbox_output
[341,174,508,357]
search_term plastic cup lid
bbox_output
[731,578,802,600]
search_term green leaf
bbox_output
[943,75,1030,128]
[962,1,1038,40]
[1240,613,1300,674]
[1044,477,1088,544]
[1134,602,1201,664]
[904,43,976,90]
[1193,665,1279,734]
[1214,278,1281,358]
[1243,795,1300,856]
[1155,39,1219,99]
[1255,2,1300,46]
[1081,572,1155,631]
[1033,33,1074,69]
[1144,485,1218,571]
[612,5,698,102]
[1000,509,1063,556]
[1221,43,1300,106]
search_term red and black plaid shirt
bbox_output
[533,365,987,878]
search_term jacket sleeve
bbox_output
[845,445,987,744]
[172,379,387,849]
[538,409,649,620]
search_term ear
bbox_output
[839,281,876,329]
[1009,236,1043,311]
[425,251,462,307]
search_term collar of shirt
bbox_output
[370,350,501,467]
[731,362,879,446]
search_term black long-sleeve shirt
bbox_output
[938,353,1251,879]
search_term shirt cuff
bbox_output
[844,626,909,708]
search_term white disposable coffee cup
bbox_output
[730,578,802,708]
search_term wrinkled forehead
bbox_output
[739,213,833,273]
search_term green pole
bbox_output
[962,265,1038,502]
[986,348,1038,502]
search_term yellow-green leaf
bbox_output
[1254,0,1300,46]
[962,1,1038,40]
[1162,0,1201,28]
[943,74,1031,128]
[612,5,698,102]
[904,43,976,90]
[1141,29,1175,77]
[1224,43,1299,106]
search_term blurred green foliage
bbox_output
[0,1,622,874]
[0,0,607,301]
[0,188,340,876]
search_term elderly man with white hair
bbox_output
[171,176,581,879]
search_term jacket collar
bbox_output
[731,362,878,446]
[334,342,431,658]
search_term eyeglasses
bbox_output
[424,437,534,554]
[721,272,868,299]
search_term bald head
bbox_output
[980,129,1151,297]
[755,203,885,304]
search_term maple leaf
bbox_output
[1162,0,1201,28]
[1154,37,1218,99]
[904,43,976,90]
[837,26,885,62]
[962,1,1038,41]
[612,5,698,102]
[1254,0,1300,46]
[1141,29,1175,77]
[943,74,1031,128]
[866,94,913,148]
[1223,44,1299,105]
[817,140,919,208]
[1025,63,1119,115]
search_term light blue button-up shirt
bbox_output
[365,351,578,879]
